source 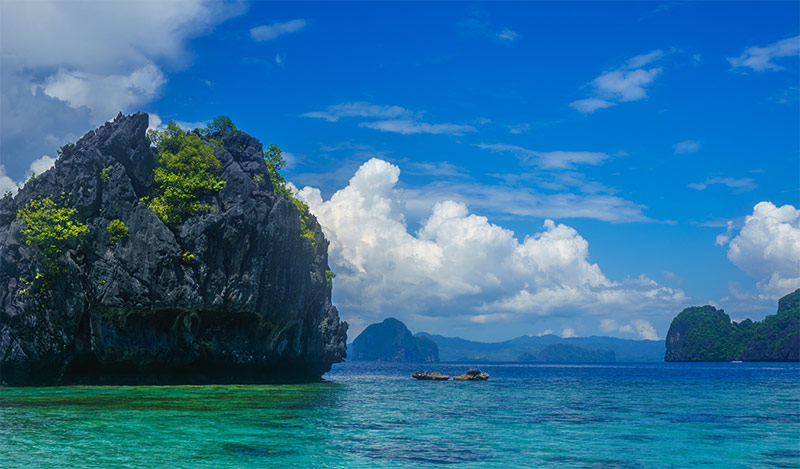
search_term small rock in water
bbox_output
[412,371,450,380]
[453,369,489,381]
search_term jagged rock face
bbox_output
[664,289,799,362]
[0,113,347,385]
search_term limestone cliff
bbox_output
[664,289,799,362]
[0,113,347,385]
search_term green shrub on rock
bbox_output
[325,270,336,288]
[17,195,89,277]
[205,115,240,136]
[99,166,111,183]
[146,121,225,223]
[181,251,195,265]
[106,219,129,245]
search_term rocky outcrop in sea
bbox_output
[453,369,489,381]
[350,317,439,362]
[412,371,450,380]
[0,113,347,385]
[665,289,799,362]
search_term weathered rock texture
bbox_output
[0,113,347,385]
[453,369,489,381]
[665,289,799,362]
[412,371,450,380]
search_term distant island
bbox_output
[350,318,439,362]
[665,289,799,362]
[417,332,662,362]
[519,344,615,363]
[350,318,664,363]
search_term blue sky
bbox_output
[1,1,798,341]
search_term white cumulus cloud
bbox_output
[719,202,800,299]
[0,0,244,181]
[0,166,19,194]
[293,158,685,334]
[0,154,58,195]
[28,155,56,176]
[599,318,658,339]
[631,320,658,340]
[40,64,166,122]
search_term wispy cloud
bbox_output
[476,143,610,169]
[662,271,685,283]
[640,2,686,20]
[250,19,307,42]
[460,10,518,43]
[302,102,411,122]
[571,50,664,114]
[624,50,665,69]
[303,101,476,136]
[360,119,476,136]
[405,161,472,179]
[688,177,757,192]
[673,140,700,154]
[570,98,616,113]
[728,35,800,72]
[402,180,653,223]
[497,28,519,41]
[507,123,531,134]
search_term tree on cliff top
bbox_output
[146,121,225,223]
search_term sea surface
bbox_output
[1,362,799,468]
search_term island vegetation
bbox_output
[665,289,799,361]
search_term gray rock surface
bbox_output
[0,113,347,385]
[453,369,489,381]
[412,371,450,380]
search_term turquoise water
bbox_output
[2,362,799,467]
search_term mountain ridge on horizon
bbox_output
[345,319,665,363]
[414,331,664,362]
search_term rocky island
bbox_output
[665,289,799,362]
[0,113,348,385]
[350,317,439,362]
